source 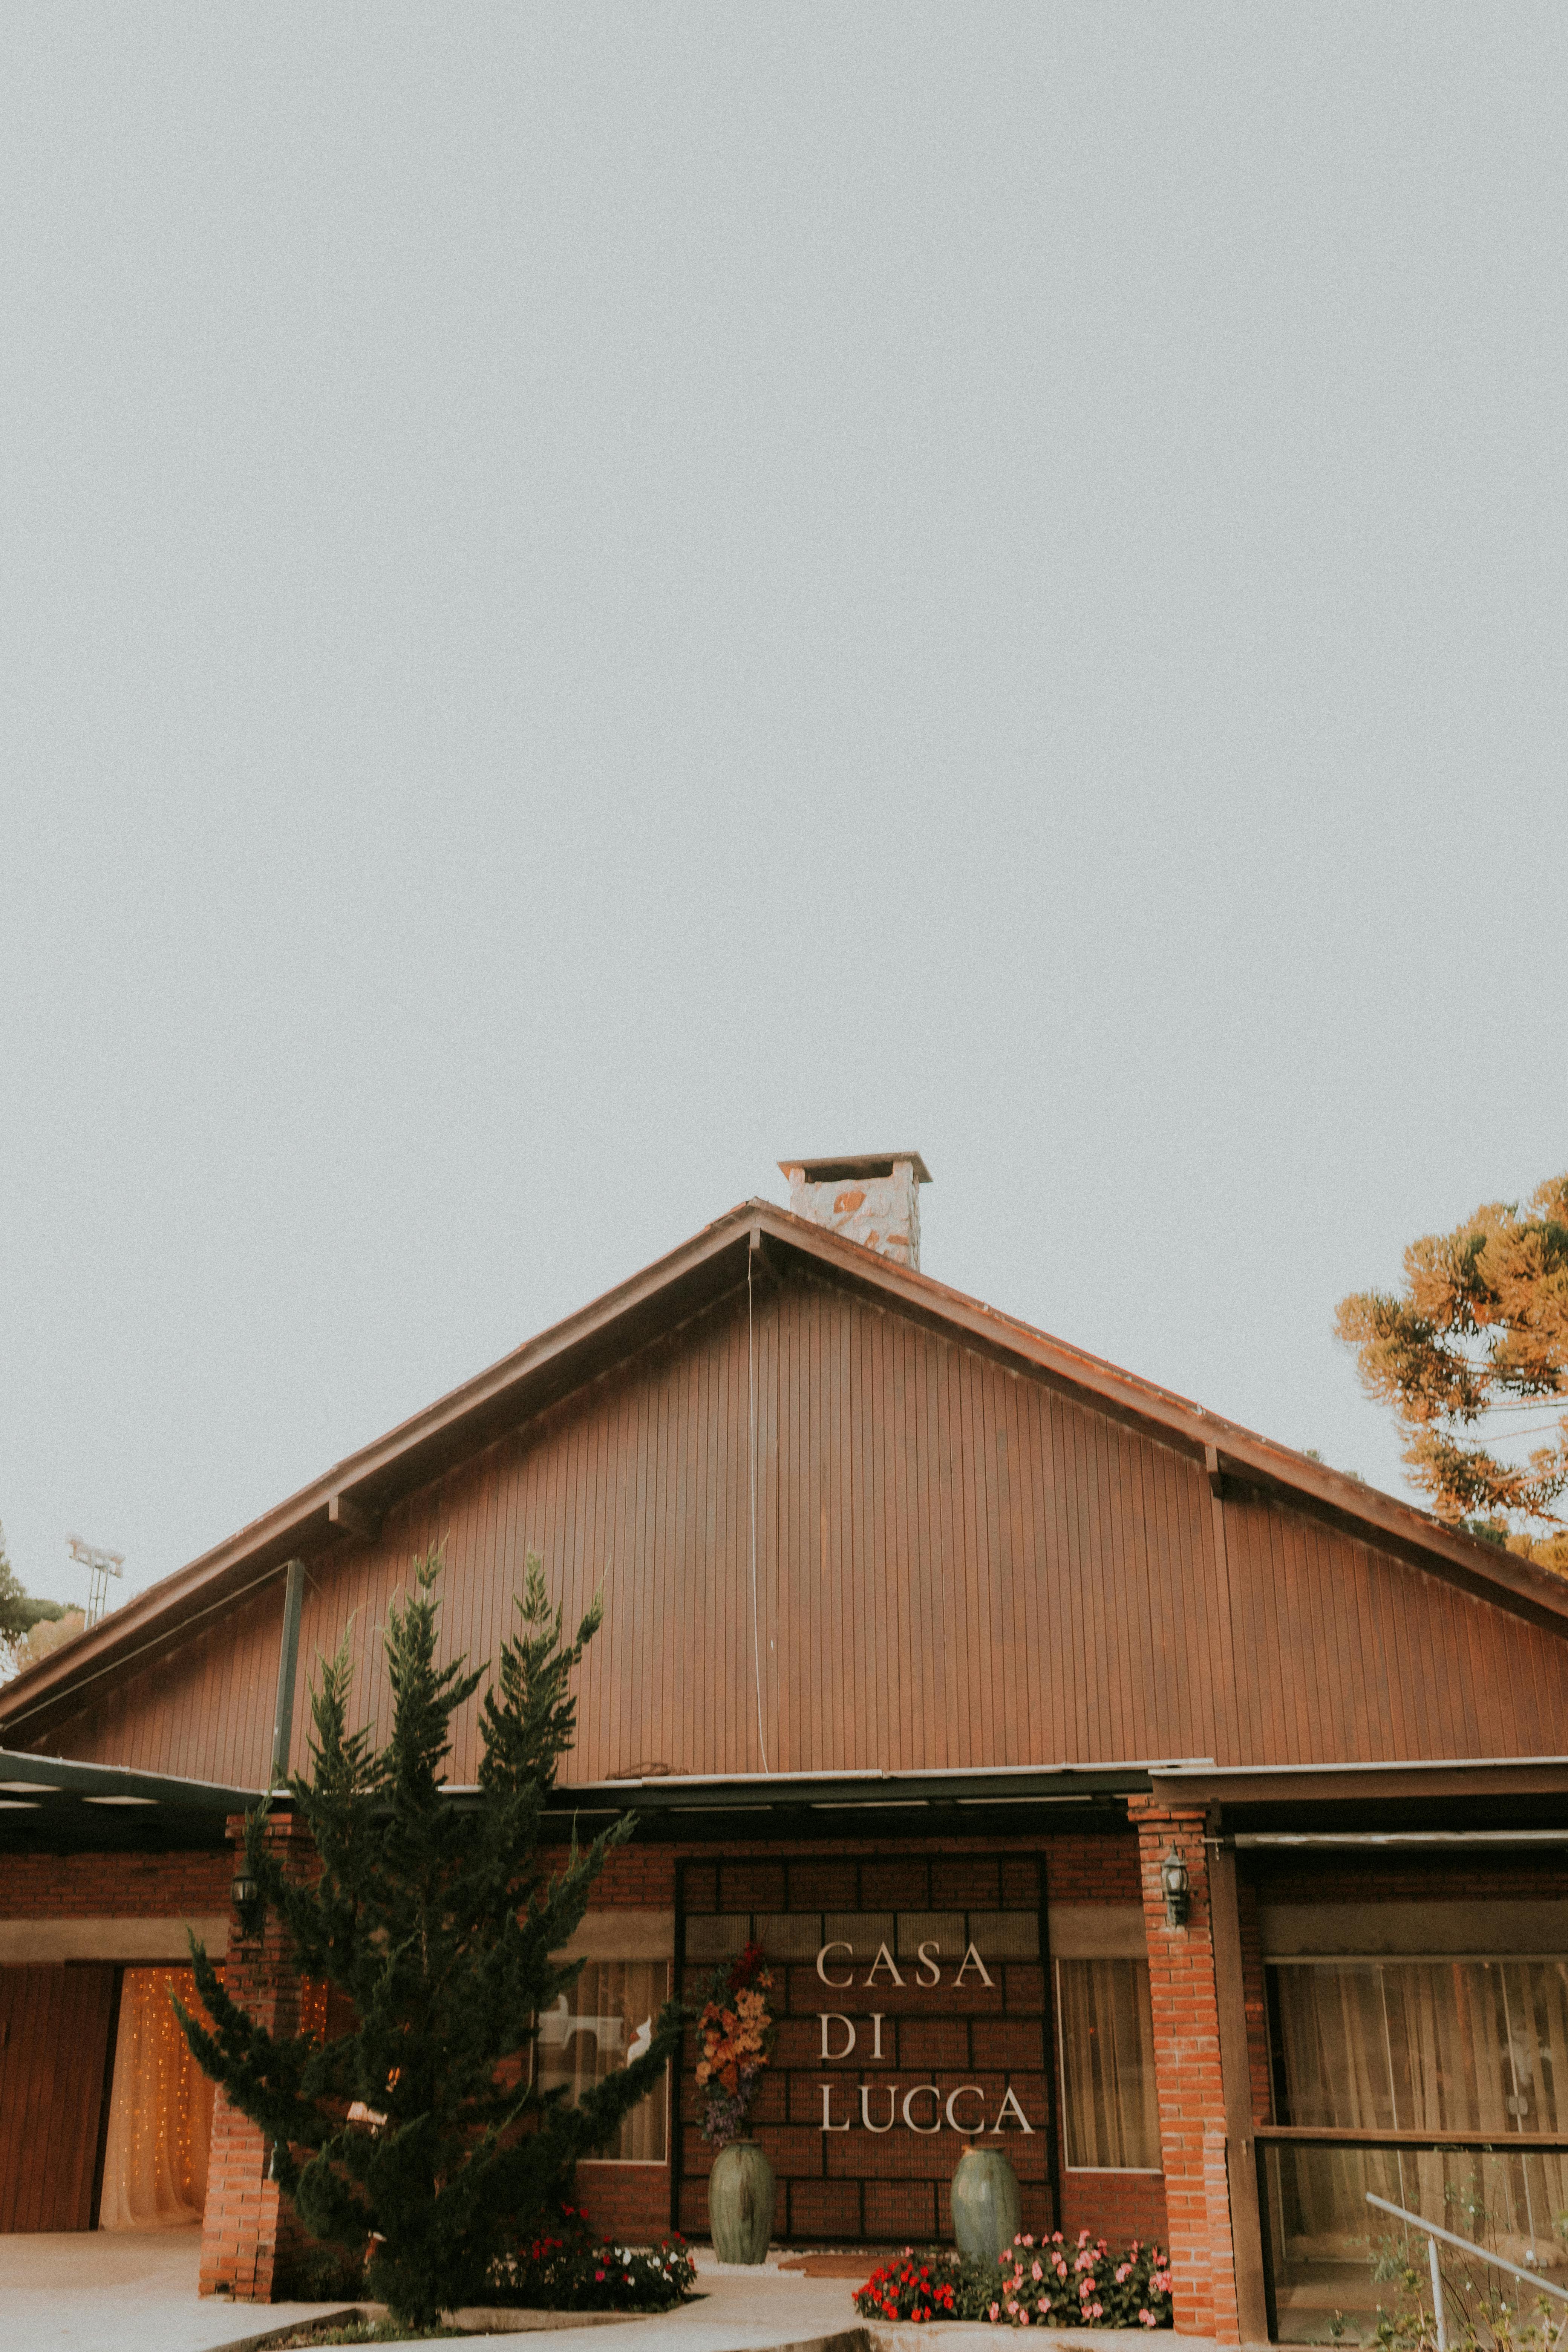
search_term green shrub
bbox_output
[1370,2256,1565,2352]
[292,2241,369,2301]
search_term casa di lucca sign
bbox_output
[813,1936,1037,2138]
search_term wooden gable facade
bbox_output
[12,1204,1568,1787]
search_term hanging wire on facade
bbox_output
[747,1248,771,1774]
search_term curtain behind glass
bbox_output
[1057,1956,1161,2170]
[98,1966,219,2231]
[534,1960,668,2162]
[1270,1960,1568,2265]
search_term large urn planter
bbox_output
[707,2138,776,2264]
[950,2144,1022,2262]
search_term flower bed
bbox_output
[853,2232,1174,2328]
[854,2249,970,2321]
[487,2203,696,2311]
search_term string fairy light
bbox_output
[103,1966,224,2226]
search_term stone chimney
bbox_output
[777,1152,932,1271]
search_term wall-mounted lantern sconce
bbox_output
[1160,1845,1191,1929]
[231,1867,262,1929]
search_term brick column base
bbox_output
[199,1813,314,2301]
[1129,1801,1242,2345]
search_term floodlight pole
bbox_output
[67,1535,125,1630]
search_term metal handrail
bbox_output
[1261,2126,1568,2152]
[1366,2192,1568,2352]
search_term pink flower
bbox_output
[1140,2312,1156,2328]
[1032,2262,1043,2282]
[989,2306,1000,2323]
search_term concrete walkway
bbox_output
[0,2227,329,2352]
[0,2230,1223,2352]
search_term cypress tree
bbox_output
[178,1548,680,2329]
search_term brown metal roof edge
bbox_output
[6,1195,1566,1736]
[1151,1756,1568,1805]
[0,1746,265,1811]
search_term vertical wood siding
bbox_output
[40,1268,1568,1785]
[43,1577,285,1781]
[0,1963,117,2230]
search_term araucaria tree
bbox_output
[178,1550,681,2329]
[1336,1174,1568,1560]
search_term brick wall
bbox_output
[1130,1801,1239,2345]
[1058,2169,1168,2246]
[199,1816,315,2300]
[0,1848,231,1917]
[677,1845,1053,2247]
[537,1844,677,1905]
[573,2164,670,2240]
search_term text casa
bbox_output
[813,1939,1035,2139]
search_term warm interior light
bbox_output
[99,1966,222,2230]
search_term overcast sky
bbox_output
[3,6,1565,1617]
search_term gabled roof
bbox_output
[4,1197,1566,1739]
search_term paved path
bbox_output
[0,2227,329,2352]
[0,2230,1225,2352]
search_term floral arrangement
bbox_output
[488,2202,696,2312]
[987,2231,1174,2329]
[852,2233,1174,2329]
[853,2248,966,2321]
[694,1940,775,2146]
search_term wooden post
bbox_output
[1209,1833,1270,2344]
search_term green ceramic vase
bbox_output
[950,2144,1023,2262]
[707,2136,776,2264]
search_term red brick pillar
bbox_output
[199,1813,314,2301]
[1129,1800,1242,2345]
